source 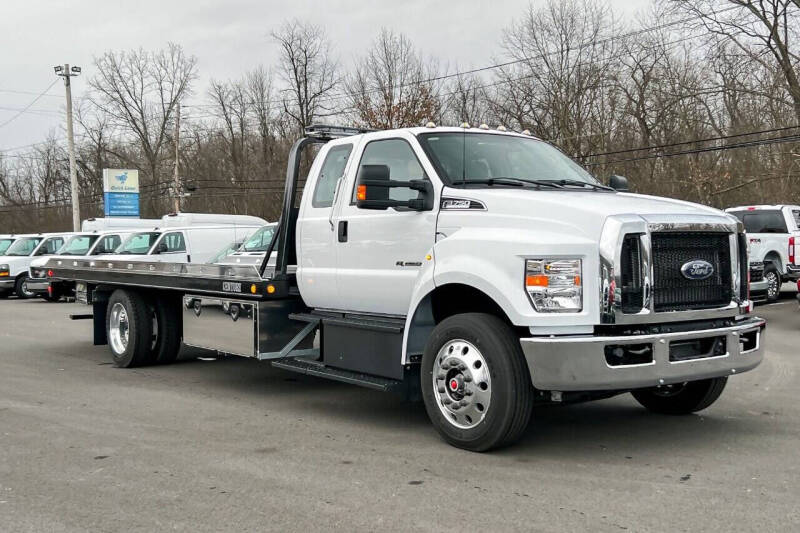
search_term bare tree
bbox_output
[88,43,197,204]
[347,28,442,128]
[272,20,339,132]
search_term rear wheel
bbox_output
[15,275,34,299]
[631,377,727,415]
[764,263,780,302]
[421,313,533,452]
[106,289,156,368]
[148,296,182,364]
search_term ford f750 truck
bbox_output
[44,125,765,451]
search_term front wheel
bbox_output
[421,313,533,452]
[631,377,727,415]
[15,275,34,299]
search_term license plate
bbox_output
[75,282,88,304]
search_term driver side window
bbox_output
[161,232,186,253]
[352,138,426,203]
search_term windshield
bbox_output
[417,132,598,186]
[5,237,43,256]
[117,232,161,254]
[241,225,275,253]
[60,235,99,255]
[0,238,14,254]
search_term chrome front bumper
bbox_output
[749,279,769,302]
[24,279,49,293]
[0,279,14,289]
[520,317,765,391]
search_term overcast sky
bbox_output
[0,0,646,153]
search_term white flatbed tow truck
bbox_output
[44,124,766,451]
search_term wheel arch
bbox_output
[403,282,518,364]
[763,250,784,274]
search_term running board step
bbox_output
[271,358,405,393]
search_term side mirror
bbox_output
[355,164,434,211]
[608,175,629,192]
[153,242,168,254]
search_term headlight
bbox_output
[525,258,582,312]
[0,264,8,277]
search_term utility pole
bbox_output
[54,64,81,231]
[173,102,181,213]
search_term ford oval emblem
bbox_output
[681,260,714,280]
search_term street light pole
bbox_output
[55,64,81,231]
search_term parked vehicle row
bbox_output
[0,213,268,300]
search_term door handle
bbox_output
[338,220,348,242]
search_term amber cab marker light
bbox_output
[356,185,367,201]
[250,284,257,294]
[266,284,276,294]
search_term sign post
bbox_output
[102,169,140,217]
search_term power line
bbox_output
[0,79,60,129]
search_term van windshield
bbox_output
[241,226,276,252]
[60,235,100,255]
[0,238,14,254]
[117,232,161,254]
[417,132,599,187]
[5,237,43,256]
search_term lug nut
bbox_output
[458,364,467,371]
[451,403,460,410]
[459,400,469,407]
[464,389,473,396]
[443,398,452,405]
[438,386,446,393]
[463,376,472,383]
[437,373,446,380]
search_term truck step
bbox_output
[271,358,405,393]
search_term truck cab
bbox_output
[726,205,800,301]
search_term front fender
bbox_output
[401,226,600,364]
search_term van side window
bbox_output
[792,209,800,229]
[36,238,64,255]
[312,144,353,208]
[352,139,426,203]
[94,235,121,254]
[162,232,186,252]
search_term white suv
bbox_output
[726,205,800,301]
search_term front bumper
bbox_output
[749,279,769,303]
[520,317,765,391]
[24,279,50,294]
[0,279,14,290]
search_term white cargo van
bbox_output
[212,223,277,265]
[0,233,71,298]
[26,231,137,300]
[113,225,260,263]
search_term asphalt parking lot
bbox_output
[1,291,798,532]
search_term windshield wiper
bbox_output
[555,179,614,191]
[463,177,565,188]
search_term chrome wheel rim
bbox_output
[766,271,779,299]
[109,302,130,354]
[21,281,34,298]
[432,339,491,429]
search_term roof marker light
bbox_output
[425,121,436,128]
[479,123,489,130]
[521,129,531,135]
[497,125,507,131]
[460,122,470,128]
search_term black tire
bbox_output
[43,286,62,302]
[421,313,533,452]
[763,263,781,302]
[14,275,34,299]
[106,289,156,368]
[631,377,727,415]
[148,296,182,364]
[0,291,9,299]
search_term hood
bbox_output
[441,188,733,240]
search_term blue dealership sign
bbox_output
[103,169,140,217]
[104,192,140,217]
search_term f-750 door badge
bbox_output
[396,261,423,267]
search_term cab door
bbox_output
[332,133,439,316]
[296,140,357,309]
